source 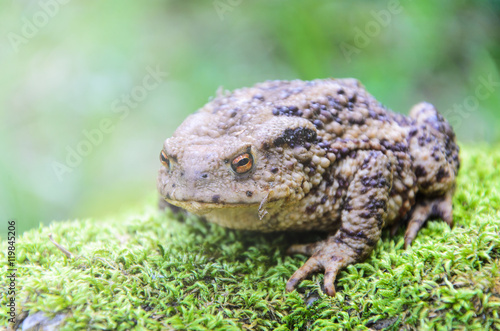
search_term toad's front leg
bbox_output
[286,150,393,296]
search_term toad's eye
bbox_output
[160,150,170,169]
[231,152,254,174]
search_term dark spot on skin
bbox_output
[387,142,407,153]
[246,191,253,197]
[348,117,365,125]
[339,228,369,241]
[180,172,184,177]
[322,173,333,187]
[436,167,450,182]
[272,105,303,117]
[273,127,317,147]
[376,214,384,228]
[306,204,317,214]
[417,135,426,146]
[414,165,427,177]
[368,199,387,211]
[313,119,324,129]
[270,167,279,174]
[340,197,350,210]
[398,158,405,168]
[262,142,270,150]
[273,137,285,147]
[361,176,370,186]
[212,195,220,203]
[172,184,175,188]
[337,177,347,188]
[321,195,328,204]
[380,139,390,149]
[327,97,343,110]
[318,141,331,150]
[361,173,388,188]
[330,255,342,262]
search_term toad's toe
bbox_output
[286,257,322,293]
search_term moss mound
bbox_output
[1,145,500,330]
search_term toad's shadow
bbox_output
[166,204,407,265]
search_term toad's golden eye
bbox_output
[160,150,170,169]
[231,152,254,174]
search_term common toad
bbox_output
[157,78,459,296]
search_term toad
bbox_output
[157,78,460,296]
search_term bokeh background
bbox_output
[1,0,499,236]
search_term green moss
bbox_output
[1,145,500,330]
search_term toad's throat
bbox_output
[164,196,285,231]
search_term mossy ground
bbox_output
[1,145,500,330]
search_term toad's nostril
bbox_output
[200,173,209,179]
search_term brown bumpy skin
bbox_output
[157,79,460,296]
[287,150,392,296]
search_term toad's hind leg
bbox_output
[408,102,460,195]
[286,151,392,296]
[404,191,453,248]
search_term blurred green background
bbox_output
[1,0,499,236]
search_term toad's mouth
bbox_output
[164,197,261,214]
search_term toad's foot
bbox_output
[286,239,359,296]
[404,190,453,248]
